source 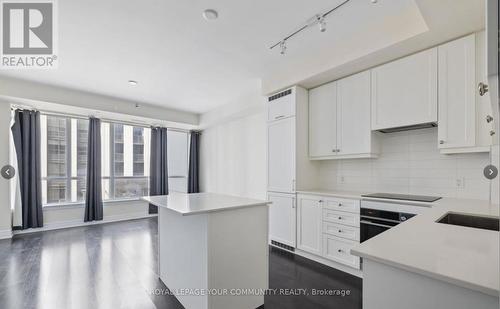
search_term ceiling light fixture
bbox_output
[128,80,138,86]
[317,15,326,32]
[202,9,218,21]
[279,40,287,55]
[269,0,351,54]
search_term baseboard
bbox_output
[13,213,158,235]
[0,228,13,239]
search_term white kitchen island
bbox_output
[142,192,270,309]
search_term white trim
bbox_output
[42,197,144,209]
[0,228,13,240]
[13,213,157,235]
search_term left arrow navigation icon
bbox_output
[1,165,15,179]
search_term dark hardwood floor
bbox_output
[0,217,362,309]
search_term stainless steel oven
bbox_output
[360,208,415,242]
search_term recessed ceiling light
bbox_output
[128,80,138,86]
[202,9,218,21]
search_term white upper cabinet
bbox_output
[268,89,295,121]
[438,32,493,154]
[337,71,375,156]
[309,82,337,158]
[438,34,476,150]
[371,48,438,130]
[267,117,295,193]
[309,72,378,160]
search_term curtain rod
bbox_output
[10,106,194,133]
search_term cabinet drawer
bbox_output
[324,198,360,214]
[323,209,360,227]
[323,222,359,241]
[268,89,295,121]
[322,234,360,269]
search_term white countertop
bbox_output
[352,197,499,297]
[142,192,270,216]
[296,189,365,199]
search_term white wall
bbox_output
[199,95,267,200]
[318,128,494,201]
[0,101,12,237]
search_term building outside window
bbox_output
[41,115,89,204]
[41,115,186,206]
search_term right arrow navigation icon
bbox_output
[483,165,498,180]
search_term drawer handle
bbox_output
[338,229,342,233]
[338,203,342,207]
[338,216,342,220]
[274,115,285,120]
[337,249,344,253]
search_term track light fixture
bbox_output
[279,40,287,55]
[269,0,352,55]
[317,15,326,32]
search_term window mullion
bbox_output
[66,118,72,202]
[110,123,115,199]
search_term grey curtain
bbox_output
[188,131,200,193]
[11,110,43,229]
[84,118,103,222]
[149,127,168,214]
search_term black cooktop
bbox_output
[361,193,442,203]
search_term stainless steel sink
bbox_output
[437,212,499,231]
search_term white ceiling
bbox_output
[0,0,485,114]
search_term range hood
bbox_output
[376,122,437,134]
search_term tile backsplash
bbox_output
[318,128,494,200]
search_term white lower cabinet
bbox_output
[297,194,361,270]
[297,196,322,256]
[268,192,296,247]
[323,234,360,269]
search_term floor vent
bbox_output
[271,240,295,252]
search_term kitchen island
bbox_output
[143,192,270,309]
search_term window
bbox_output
[101,123,150,200]
[41,115,89,205]
[40,114,187,206]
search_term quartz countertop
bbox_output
[142,192,270,216]
[351,197,499,297]
[296,189,365,199]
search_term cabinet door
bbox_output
[309,82,337,157]
[297,196,322,255]
[268,117,295,193]
[268,193,296,247]
[337,71,372,155]
[438,34,476,149]
[268,89,295,121]
[371,48,438,130]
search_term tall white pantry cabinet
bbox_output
[267,86,318,248]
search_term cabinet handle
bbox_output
[490,130,496,136]
[478,82,489,96]
[486,115,494,123]
[338,229,342,233]
[439,140,445,145]
[274,115,285,120]
[337,249,344,253]
[292,179,296,191]
[338,216,342,220]
[338,203,342,207]
[292,199,296,209]
[318,200,323,203]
